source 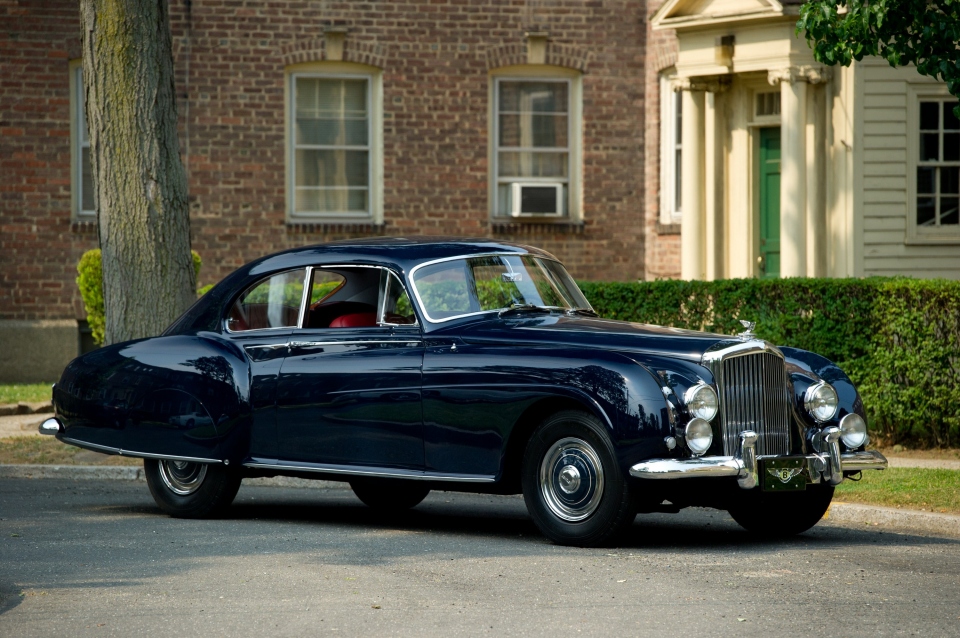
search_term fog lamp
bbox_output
[804,381,839,422]
[685,418,714,456]
[839,413,868,449]
[684,383,719,421]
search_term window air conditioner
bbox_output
[510,183,564,217]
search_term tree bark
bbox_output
[79,0,194,345]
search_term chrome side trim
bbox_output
[244,459,496,483]
[60,437,222,464]
[288,339,422,349]
[841,450,888,471]
[39,417,63,435]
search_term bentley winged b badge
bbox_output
[767,466,803,484]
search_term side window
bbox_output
[378,271,417,325]
[226,269,306,332]
[304,267,379,329]
[412,261,477,319]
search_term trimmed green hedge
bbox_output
[579,278,960,449]
[77,249,203,346]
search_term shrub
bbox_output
[579,277,960,449]
[77,249,203,346]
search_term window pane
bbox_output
[920,133,939,161]
[227,269,306,331]
[295,149,368,187]
[295,187,368,213]
[296,78,366,118]
[944,103,960,130]
[920,102,939,130]
[498,114,567,148]
[497,151,568,177]
[918,167,936,194]
[413,262,474,318]
[81,147,95,211]
[917,197,936,226]
[296,117,367,146]
[499,81,568,113]
[309,270,346,304]
[942,198,960,225]
[944,133,960,161]
[941,166,959,194]
[381,274,416,325]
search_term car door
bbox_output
[275,266,425,469]
[223,267,308,460]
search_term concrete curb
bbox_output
[0,401,53,417]
[827,502,960,538]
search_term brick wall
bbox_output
[1,0,650,325]
[642,0,681,280]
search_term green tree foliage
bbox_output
[798,0,960,108]
[78,249,203,346]
[579,278,960,448]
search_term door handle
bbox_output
[757,254,766,274]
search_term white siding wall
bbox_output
[858,59,960,278]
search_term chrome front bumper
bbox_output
[630,427,888,489]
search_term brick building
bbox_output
[1,0,650,382]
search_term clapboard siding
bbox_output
[859,63,960,278]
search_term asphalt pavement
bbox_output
[1,478,959,637]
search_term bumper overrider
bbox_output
[629,426,888,489]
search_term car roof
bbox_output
[244,237,557,277]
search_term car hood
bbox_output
[456,314,735,362]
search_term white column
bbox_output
[704,91,721,281]
[681,88,706,281]
[779,72,807,277]
[806,79,828,277]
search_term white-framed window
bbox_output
[907,86,960,243]
[70,62,95,219]
[490,69,582,220]
[286,63,383,223]
[659,74,682,224]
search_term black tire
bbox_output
[728,484,835,538]
[144,459,242,519]
[521,410,636,547]
[349,478,430,512]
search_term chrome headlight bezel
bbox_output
[839,412,869,449]
[683,382,719,422]
[684,417,714,456]
[804,380,839,423]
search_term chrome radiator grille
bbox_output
[717,352,791,456]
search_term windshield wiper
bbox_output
[565,307,599,317]
[498,304,558,317]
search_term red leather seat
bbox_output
[329,312,377,328]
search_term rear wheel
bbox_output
[144,459,241,518]
[728,484,834,538]
[521,410,635,547]
[349,478,430,512]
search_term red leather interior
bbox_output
[329,312,377,328]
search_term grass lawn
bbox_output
[835,467,960,515]
[0,436,140,466]
[0,383,55,405]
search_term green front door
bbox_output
[758,127,781,278]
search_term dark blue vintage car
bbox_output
[42,239,887,546]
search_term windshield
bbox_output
[411,254,593,322]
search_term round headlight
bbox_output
[684,383,719,421]
[804,381,839,422]
[684,418,714,456]
[840,413,869,449]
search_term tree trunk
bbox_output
[79,0,194,345]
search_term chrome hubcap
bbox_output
[158,460,208,496]
[539,437,604,522]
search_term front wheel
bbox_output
[349,478,430,512]
[728,484,835,538]
[144,459,242,519]
[521,411,636,547]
